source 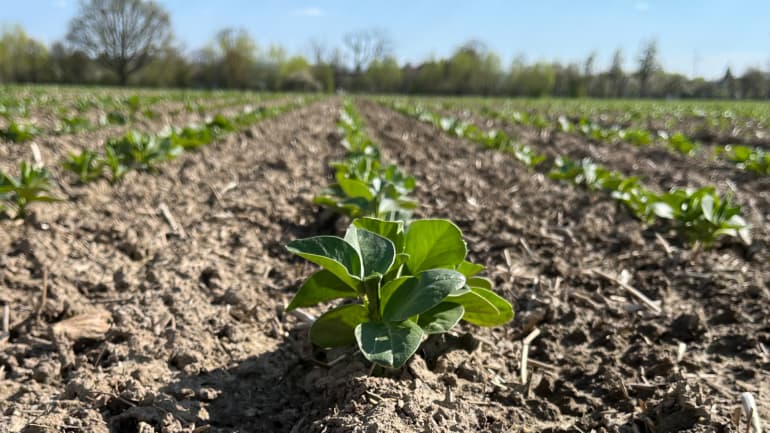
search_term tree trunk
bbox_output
[118,66,128,86]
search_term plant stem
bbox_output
[364,278,381,321]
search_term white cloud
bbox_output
[634,1,649,11]
[292,7,323,17]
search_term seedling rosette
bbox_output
[286,217,513,368]
[0,162,60,218]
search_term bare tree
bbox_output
[636,40,660,97]
[343,29,392,72]
[66,0,172,85]
[308,39,329,65]
[608,48,625,97]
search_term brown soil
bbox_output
[0,97,767,433]
[449,107,770,249]
[0,97,294,180]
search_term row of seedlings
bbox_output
[0,91,275,141]
[284,99,514,370]
[447,101,701,156]
[0,97,314,219]
[383,99,751,247]
[472,102,770,174]
[62,98,313,185]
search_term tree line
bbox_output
[1,0,768,99]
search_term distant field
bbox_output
[1,85,768,432]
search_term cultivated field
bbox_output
[1,86,768,432]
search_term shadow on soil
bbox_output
[108,332,367,433]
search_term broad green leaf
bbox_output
[313,195,338,207]
[286,270,358,311]
[453,287,514,326]
[467,276,493,291]
[405,219,467,273]
[417,302,464,334]
[384,253,410,280]
[310,304,370,348]
[337,177,374,200]
[382,269,466,322]
[355,320,424,368]
[340,197,372,215]
[344,226,396,277]
[353,218,405,251]
[378,276,411,316]
[456,261,485,277]
[286,236,362,289]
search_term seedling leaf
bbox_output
[286,236,363,289]
[286,270,358,311]
[418,302,465,334]
[382,269,466,322]
[405,219,467,273]
[355,320,424,368]
[310,304,370,348]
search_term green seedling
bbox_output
[105,130,182,172]
[105,111,127,125]
[315,157,418,220]
[653,187,750,245]
[0,162,59,218]
[390,102,545,168]
[550,156,751,245]
[621,129,653,146]
[716,145,770,174]
[63,149,104,184]
[665,133,698,155]
[0,121,38,142]
[57,116,92,134]
[125,95,142,114]
[104,146,129,183]
[286,218,513,369]
[316,102,418,220]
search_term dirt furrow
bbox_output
[451,107,770,241]
[353,99,770,433]
[0,98,379,433]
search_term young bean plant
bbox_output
[315,101,418,220]
[0,162,59,218]
[286,217,513,368]
[63,150,103,184]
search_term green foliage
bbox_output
[125,95,142,113]
[550,156,750,244]
[105,111,128,125]
[315,101,418,220]
[665,132,698,155]
[286,218,513,368]
[716,145,770,174]
[63,149,103,184]
[0,121,38,142]
[389,101,545,168]
[0,162,59,218]
[620,129,653,146]
[105,130,182,174]
[57,115,92,134]
[71,97,312,184]
[654,187,750,244]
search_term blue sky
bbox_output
[3,0,769,78]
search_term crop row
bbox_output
[446,97,770,142]
[441,102,700,156]
[0,92,279,142]
[382,99,751,246]
[0,97,314,219]
[462,102,769,175]
[283,99,513,370]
